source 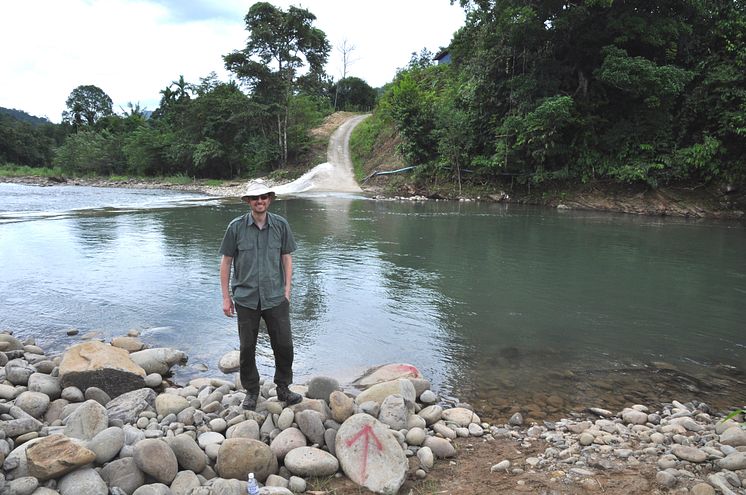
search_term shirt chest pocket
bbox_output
[237,238,255,252]
[269,233,282,253]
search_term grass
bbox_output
[349,115,384,182]
[0,163,64,177]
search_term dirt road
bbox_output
[274,113,370,195]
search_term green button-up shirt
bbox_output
[219,211,297,310]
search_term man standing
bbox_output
[219,179,302,410]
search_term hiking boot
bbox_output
[276,385,302,406]
[242,391,259,411]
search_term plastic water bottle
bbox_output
[247,472,259,495]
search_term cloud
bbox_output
[0,0,464,122]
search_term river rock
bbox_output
[198,431,225,449]
[352,363,422,389]
[132,483,172,495]
[442,407,480,427]
[406,427,427,446]
[227,419,260,440]
[171,470,201,494]
[87,426,125,464]
[671,445,707,463]
[276,408,294,430]
[107,388,157,425]
[720,425,746,446]
[0,383,19,400]
[417,446,434,470]
[133,438,178,484]
[217,351,240,373]
[0,333,23,351]
[4,477,39,495]
[329,390,355,423]
[155,394,189,417]
[14,391,50,419]
[100,457,146,495]
[432,421,457,440]
[166,433,207,473]
[306,376,340,402]
[111,336,145,352]
[26,434,96,480]
[284,446,339,477]
[26,372,61,400]
[690,483,716,495]
[355,379,416,409]
[379,394,408,430]
[63,399,108,440]
[335,413,407,495]
[509,412,524,426]
[5,359,35,385]
[216,438,277,482]
[419,390,438,404]
[418,405,443,426]
[130,347,187,376]
[84,386,111,406]
[621,408,648,425]
[59,341,146,397]
[295,409,325,446]
[288,398,332,421]
[58,467,108,495]
[270,427,307,461]
[718,451,746,470]
[423,436,457,458]
[325,428,337,456]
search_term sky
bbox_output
[0,0,466,123]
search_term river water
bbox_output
[1,183,744,421]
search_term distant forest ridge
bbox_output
[0,107,51,126]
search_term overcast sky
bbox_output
[0,0,466,123]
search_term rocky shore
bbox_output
[1,331,745,495]
[4,175,744,220]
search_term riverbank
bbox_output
[4,174,744,221]
[1,332,744,495]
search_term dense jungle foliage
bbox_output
[371,0,745,190]
[2,0,744,191]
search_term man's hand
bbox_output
[223,297,235,317]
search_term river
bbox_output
[1,182,744,421]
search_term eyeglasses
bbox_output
[247,194,270,201]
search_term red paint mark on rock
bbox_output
[397,364,421,377]
[345,424,383,481]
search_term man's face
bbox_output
[246,194,272,213]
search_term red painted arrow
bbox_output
[345,424,383,481]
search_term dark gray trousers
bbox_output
[235,299,294,394]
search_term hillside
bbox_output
[0,107,51,126]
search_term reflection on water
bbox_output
[1,184,745,421]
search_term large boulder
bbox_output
[129,347,187,376]
[335,413,407,495]
[215,438,278,482]
[352,363,422,389]
[59,341,146,398]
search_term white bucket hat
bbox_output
[241,179,276,201]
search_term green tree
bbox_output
[332,77,377,111]
[224,2,330,166]
[61,85,114,128]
